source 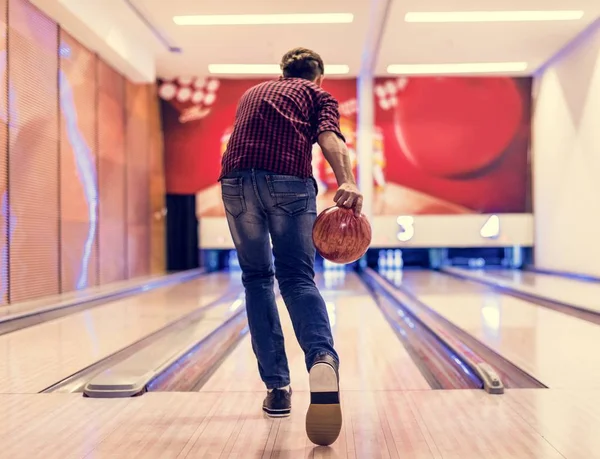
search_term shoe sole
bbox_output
[263,409,291,418]
[263,406,291,418]
[306,363,342,446]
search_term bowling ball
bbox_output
[395,77,523,178]
[312,206,372,264]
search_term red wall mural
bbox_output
[160,75,532,218]
[373,76,532,215]
[160,77,358,216]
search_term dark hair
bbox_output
[280,47,324,81]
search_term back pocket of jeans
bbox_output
[221,177,246,218]
[266,175,309,216]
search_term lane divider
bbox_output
[524,266,600,284]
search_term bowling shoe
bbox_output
[262,387,292,418]
[306,353,342,446]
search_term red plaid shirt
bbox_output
[219,77,345,180]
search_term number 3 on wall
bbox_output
[397,216,415,242]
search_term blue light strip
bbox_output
[59,42,99,289]
[533,17,600,76]
[0,192,14,300]
[0,43,99,298]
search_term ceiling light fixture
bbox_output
[387,62,528,75]
[208,64,350,75]
[174,13,354,26]
[404,10,584,23]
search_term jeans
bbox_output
[221,168,338,389]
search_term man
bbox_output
[219,47,363,446]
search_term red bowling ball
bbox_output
[312,206,372,264]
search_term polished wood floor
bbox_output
[202,273,430,393]
[397,270,600,389]
[0,273,237,393]
[2,390,599,458]
[0,271,196,320]
[448,268,600,314]
[1,270,600,458]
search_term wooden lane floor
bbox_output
[200,271,431,393]
[3,270,600,457]
[0,270,204,322]
[397,270,600,389]
[0,272,239,393]
[451,268,600,314]
[3,390,600,457]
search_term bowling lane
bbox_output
[201,271,431,392]
[0,270,202,321]
[396,270,600,389]
[448,268,600,314]
[0,272,239,393]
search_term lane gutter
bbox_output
[82,298,249,397]
[147,311,248,393]
[378,269,547,390]
[363,268,508,394]
[362,269,487,392]
[41,287,240,394]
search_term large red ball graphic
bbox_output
[395,78,523,178]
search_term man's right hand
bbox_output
[334,182,363,216]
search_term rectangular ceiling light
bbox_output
[208,64,350,75]
[387,62,528,75]
[405,11,585,23]
[174,13,354,26]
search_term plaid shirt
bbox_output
[219,77,345,180]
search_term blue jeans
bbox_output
[221,169,338,389]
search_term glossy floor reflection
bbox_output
[0,272,238,393]
[202,272,430,393]
[395,270,600,389]
[451,268,600,313]
[2,389,598,458]
[1,269,600,458]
